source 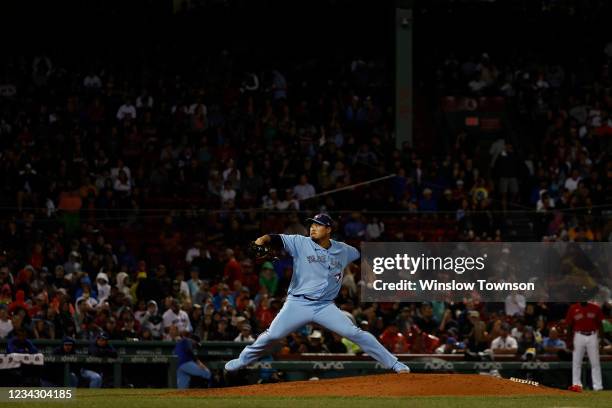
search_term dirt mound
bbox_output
[174,374,571,397]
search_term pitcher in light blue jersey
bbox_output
[225,213,410,374]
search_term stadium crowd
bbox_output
[0,2,611,382]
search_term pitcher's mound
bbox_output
[179,374,571,397]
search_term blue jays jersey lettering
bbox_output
[280,234,360,301]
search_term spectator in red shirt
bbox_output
[379,323,410,353]
[15,267,34,292]
[239,259,259,293]
[223,249,243,283]
[408,330,441,354]
[9,290,30,315]
[29,243,44,270]
[256,295,280,330]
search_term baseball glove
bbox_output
[247,241,272,262]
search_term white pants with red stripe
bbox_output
[572,332,602,391]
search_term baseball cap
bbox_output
[523,347,536,359]
[306,213,333,227]
[63,336,76,345]
[308,330,323,339]
[262,261,274,270]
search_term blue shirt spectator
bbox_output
[7,330,38,354]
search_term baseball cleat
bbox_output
[224,358,244,372]
[392,361,411,373]
[567,384,583,392]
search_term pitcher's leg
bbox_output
[314,303,399,369]
[227,300,313,370]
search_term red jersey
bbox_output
[224,259,243,283]
[565,302,604,332]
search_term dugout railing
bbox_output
[1,340,611,389]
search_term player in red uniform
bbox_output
[564,300,605,392]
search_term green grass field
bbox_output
[1,389,611,408]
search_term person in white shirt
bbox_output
[275,189,299,211]
[116,98,137,121]
[162,300,192,334]
[222,159,241,187]
[468,77,487,93]
[83,72,102,89]
[293,174,316,200]
[220,181,237,204]
[564,169,581,192]
[113,170,131,194]
[136,89,154,109]
[186,241,209,264]
[110,159,132,184]
[366,217,384,241]
[588,102,602,128]
[262,188,279,210]
[489,138,506,167]
[0,305,13,339]
[95,272,111,305]
[505,293,526,317]
[234,324,255,342]
[75,294,99,310]
[534,74,550,90]
[491,324,518,354]
[536,190,555,212]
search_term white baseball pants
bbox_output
[572,332,602,391]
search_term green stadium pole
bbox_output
[64,362,70,387]
[114,361,121,388]
[395,1,413,149]
[168,356,178,388]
